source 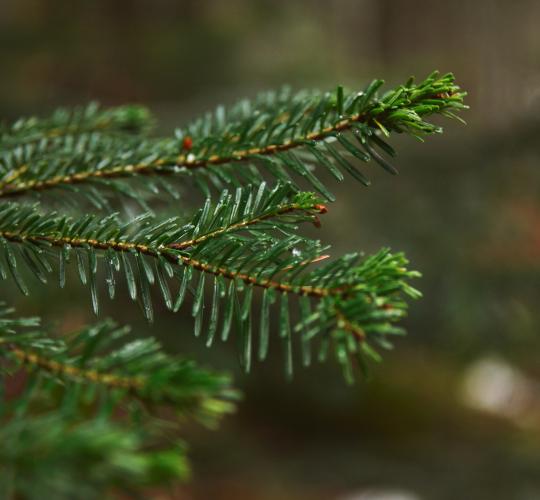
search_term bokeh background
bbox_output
[1,1,540,499]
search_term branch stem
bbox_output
[0,229,334,298]
[3,342,144,390]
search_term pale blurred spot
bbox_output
[462,356,540,428]
[338,489,422,500]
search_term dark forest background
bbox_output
[1,1,540,499]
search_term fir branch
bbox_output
[0,68,468,495]
[0,189,331,299]
[168,196,327,250]
[0,188,419,379]
[0,102,153,150]
[0,415,190,498]
[0,72,466,202]
[0,306,237,422]
[0,303,235,495]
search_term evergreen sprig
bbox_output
[0,72,466,204]
[0,304,235,497]
[0,71,466,495]
[0,415,189,499]
[0,184,419,380]
[0,101,153,149]
[0,305,236,421]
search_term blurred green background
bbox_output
[1,1,540,499]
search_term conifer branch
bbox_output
[0,190,336,297]
[0,415,192,496]
[0,187,420,379]
[0,69,468,494]
[0,228,331,297]
[168,199,327,250]
[0,306,237,420]
[0,72,466,202]
[0,102,153,150]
